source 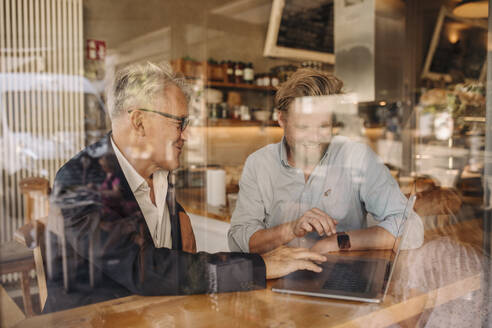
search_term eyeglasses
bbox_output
[128,108,190,131]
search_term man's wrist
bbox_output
[284,221,297,242]
[311,235,338,253]
[326,235,339,252]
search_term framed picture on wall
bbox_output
[421,6,487,82]
[264,0,335,63]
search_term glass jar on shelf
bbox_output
[225,61,234,83]
[263,73,271,87]
[271,75,279,87]
[234,62,244,84]
[244,62,254,84]
[255,73,264,86]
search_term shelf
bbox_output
[463,116,486,123]
[206,81,276,92]
[202,118,279,127]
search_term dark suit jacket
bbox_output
[43,134,265,313]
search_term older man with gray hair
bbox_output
[43,62,325,313]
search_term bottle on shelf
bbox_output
[263,73,271,87]
[207,58,224,81]
[220,102,228,119]
[208,103,219,119]
[232,105,241,119]
[272,108,279,121]
[234,62,244,84]
[255,73,263,86]
[271,75,279,87]
[244,62,254,84]
[225,61,234,83]
[240,105,251,121]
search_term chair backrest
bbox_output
[19,177,50,224]
[13,220,47,312]
[413,187,462,218]
[17,177,50,307]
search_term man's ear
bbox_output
[277,110,287,129]
[129,110,146,136]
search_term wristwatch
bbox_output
[337,232,351,250]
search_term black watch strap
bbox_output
[337,232,351,250]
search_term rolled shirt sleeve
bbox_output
[228,156,267,252]
[359,144,424,249]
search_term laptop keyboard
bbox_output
[322,261,371,293]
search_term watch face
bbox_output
[337,233,351,250]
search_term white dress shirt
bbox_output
[228,136,423,252]
[111,137,172,248]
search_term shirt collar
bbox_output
[111,136,146,193]
[279,137,292,168]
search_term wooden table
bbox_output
[14,274,482,328]
[15,218,486,327]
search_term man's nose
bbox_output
[307,129,321,142]
[180,125,190,141]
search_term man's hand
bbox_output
[310,235,339,254]
[261,246,327,279]
[290,208,338,238]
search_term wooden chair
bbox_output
[403,177,463,230]
[13,220,48,312]
[0,284,25,328]
[13,212,104,312]
[17,177,101,301]
[0,177,50,316]
[0,240,36,317]
[19,177,50,224]
[18,177,50,309]
[44,203,102,293]
[12,212,86,312]
[400,176,462,216]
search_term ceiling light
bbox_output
[453,0,488,18]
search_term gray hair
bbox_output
[108,62,191,119]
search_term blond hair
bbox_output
[275,68,343,112]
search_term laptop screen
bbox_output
[381,194,417,297]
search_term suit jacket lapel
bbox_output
[166,178,182,250]
[106,133,182,250]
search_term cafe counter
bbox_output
[176,187,232,223]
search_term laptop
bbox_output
[272,195,417,303]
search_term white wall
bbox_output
[189,213,230,253]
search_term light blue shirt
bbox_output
[228,136,422,252]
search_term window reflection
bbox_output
[0,0,489,327]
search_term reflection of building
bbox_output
[334,0,404,103]
[422,7,487,82]
[0,73,106,175]
[0,0,84,247]
[335,45,374,100]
